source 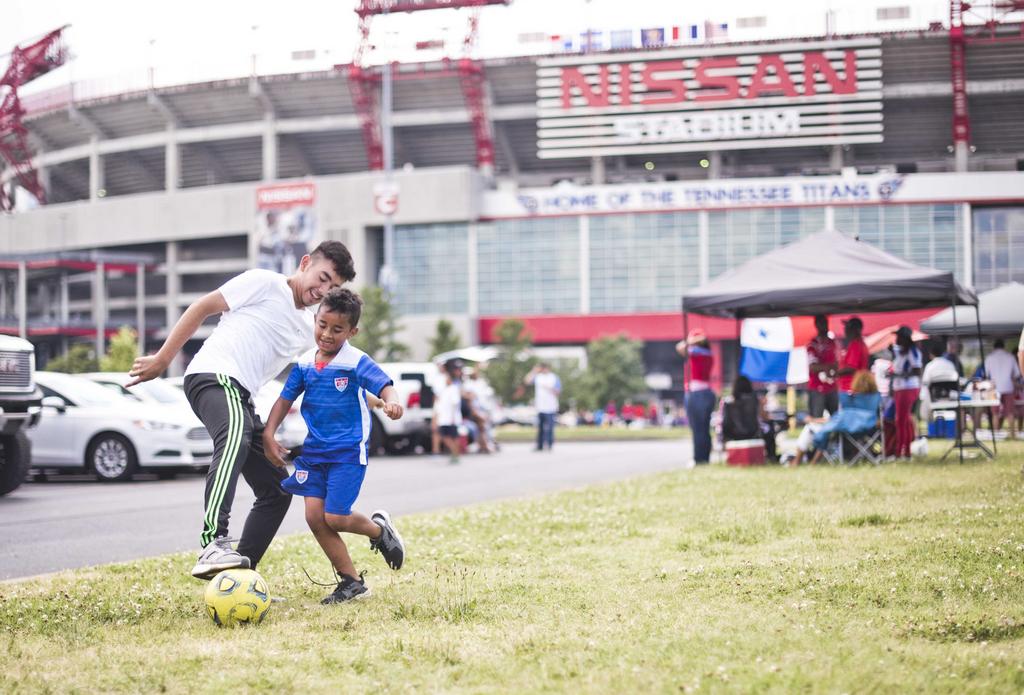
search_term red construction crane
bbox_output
[948,2,1024,166]
[0,26,69,211]
[347,0,510,174]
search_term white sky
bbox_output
[3,0,953,98]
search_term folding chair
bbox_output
[818,393,885,466]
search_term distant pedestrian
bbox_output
[436,366,464,464]
[525,363,561,451]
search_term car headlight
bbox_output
[133,420,183,431]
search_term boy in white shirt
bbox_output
[129,241,355,579]
[435,366,464,465]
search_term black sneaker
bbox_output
[369,509,405,570]
[321,572,369,604]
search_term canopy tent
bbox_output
[681,230,977,318]
[920,282,1024,337]
[681,230,986,462]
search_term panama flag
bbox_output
[739,317,814,385]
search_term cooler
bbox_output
[724,439,766,466]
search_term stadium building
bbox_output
[1,18,1023,394]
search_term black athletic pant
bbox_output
[184,373,291,569]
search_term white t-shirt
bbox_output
[891,345,923,391]
[871,358,892,397]
[435,383,463,427]
[186,269,315,395]
[984,349,1021,395]
[533,371,561,414]
[922,356,959,386]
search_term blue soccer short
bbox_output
[280,458,367,515]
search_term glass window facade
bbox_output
[708,207,825,278]
[973,206,1024,291]
[390,203,974,319]
[590,212,700,313]
[834,204,961,278]
[477,218,580,315]
[392,223,470,315]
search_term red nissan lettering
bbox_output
[560,66,612,108]
[693,57,742,102]
[803,51,858,96]
[640,60,687,106]
[746,55,799,99]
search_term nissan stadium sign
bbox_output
[536,38,882,159]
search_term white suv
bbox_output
[373,362,444,455]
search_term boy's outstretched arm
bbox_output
[378,385,403,420]
[127,291,229,386]
[262,397,295,468]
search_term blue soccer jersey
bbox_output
[280,343,393,465]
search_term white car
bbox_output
[31,372,214,481]
[375,362,444,454]
[252,380,307,450]
[166,375,307,450]
[82,372,190,407]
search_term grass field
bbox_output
[3,444,1024,693]
[496,424,688,442]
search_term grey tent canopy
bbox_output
[920,282,1024,336]
[681,230,977,318]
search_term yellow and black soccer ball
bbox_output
[204,569,271,627]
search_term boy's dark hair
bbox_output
[319,288,362,327]
[994,338,1005,349]
[310,241,356,282]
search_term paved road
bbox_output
[0,440,690,580]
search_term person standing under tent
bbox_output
[984,338,1022,439]
[677,329,716,465]
[836,317,869,409]
[891,326,923,459]
[806,314,839,418]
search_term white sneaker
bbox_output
[191,537,250,579]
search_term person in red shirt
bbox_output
[806,314,839,418]
[677,329,716,464]
[836,317,869,408]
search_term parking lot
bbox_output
[0,439,689,580]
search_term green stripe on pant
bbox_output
[200,374,245,547]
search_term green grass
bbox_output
[496,424,688,442]
[4,445,1024,693]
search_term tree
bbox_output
[483,319,537,405]
[46,343,99,374]
[578,334,647,412]
[429,318,462,359]
[350,285,410,362]
[100,326,138,372]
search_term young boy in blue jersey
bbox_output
[262,288,406,603]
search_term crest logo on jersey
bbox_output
[295,470,308,484]
[335,377,349,392]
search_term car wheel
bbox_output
[88,433,137,482]
[0,431,31,496]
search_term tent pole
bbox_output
[735,315,742,389]
[975,303,996,457]
[952,297,963,464]
[681,299,689,395]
